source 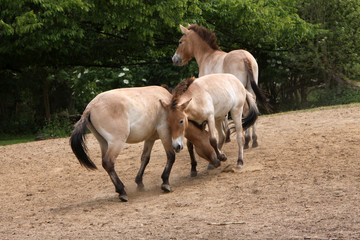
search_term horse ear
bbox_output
[180,98,192,110]
[160,99,170,110]
[179,24,189,35]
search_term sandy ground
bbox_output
[0,104,359,239]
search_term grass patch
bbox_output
[0,134,37,146]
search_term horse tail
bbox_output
[70,112,97,170]
[242,90,259,131]
[244,58,271,113]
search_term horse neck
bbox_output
[195,47,225,76]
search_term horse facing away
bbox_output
[70,86,176,202]
[172,24,269,148]
[160,74,259,169]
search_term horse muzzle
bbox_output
[172,137,184,153]
[172,54,184,66]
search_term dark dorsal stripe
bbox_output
[188,24,220,50]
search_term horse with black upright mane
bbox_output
[172,24,269,148]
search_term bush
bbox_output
[37,112,73,139]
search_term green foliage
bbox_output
[37,112,73,139]
[0,0,359,137]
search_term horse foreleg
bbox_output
[160,150,176,192]
[135,139,155,191]
[158,129,176,193]
[208,117,227,162]
[186,140,198,177]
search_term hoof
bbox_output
[252,141,258,148]
[137,183,145,191]
[219,153,227,162]
[244,144,249,149]
[190,171,197,178]
[161,184,171,193]
[119,194,128,202]
[207,164,215,170]
[213,160,221,168]
[236,164,243,170]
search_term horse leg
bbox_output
[158,129,176,193]
[207,116,227,161]
[216,120,226,150]
[224,116,231,143]
[230,108,245,169]
[243,100,251,149]
[135,139,155,191]
[244,128,251,149]
[102,141,128,202]
[251,124,258,148]
[187,140,198,177]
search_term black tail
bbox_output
[245,58,271,113]
[242,91,259,130]
[70,114,97,170]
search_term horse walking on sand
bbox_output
[160,73,260,170]
[162,85,220,177]
[70,86,220,201]
[172,24,269,148]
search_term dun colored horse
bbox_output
[172,24,268,148]
[160,74,259,170]
[70,86,176,202]
[70,86,220,201]
[162,85,220,177]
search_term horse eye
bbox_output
[179,119,184,124]
[179,41,183,45]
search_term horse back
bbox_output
[86,86,172,143]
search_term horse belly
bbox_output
[126,119,158,143]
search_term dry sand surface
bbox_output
[1,104,359,239]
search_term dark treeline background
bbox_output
[1,0,359,137]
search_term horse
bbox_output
[162,85,220,177]
[70,85,221,201]
[70,86,177,202]
[172,24,269,148]
[160,73,259,170]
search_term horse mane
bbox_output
[188,24,220,50]
[171,77,196,109]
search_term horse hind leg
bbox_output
[102,140,128,202]
[251,125,258,148]
[244,128,251,149]
[135,139,155,190]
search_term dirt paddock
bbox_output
[1,104,359,239]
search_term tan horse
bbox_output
[160,74,259,169]
[70,86,220,201]
[172,24,268,148]
[162,85,220,177]
[70,86,177,202]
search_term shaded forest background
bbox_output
[1,0,360,137]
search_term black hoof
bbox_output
[119,194,128,202]
[190,171,197,178]
[137,183,145,191]
[252,141,258,148]
[207,164,215,170]
[219,153,227,161]
[244,144,249,149]
[161,184,171,193]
